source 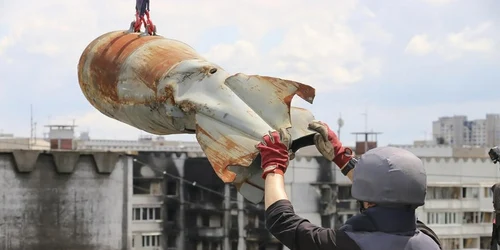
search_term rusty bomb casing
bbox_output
[78,30,317,203]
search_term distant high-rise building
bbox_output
[432,114,500,147]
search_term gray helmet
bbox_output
[351,146,427,207]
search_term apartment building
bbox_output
[132,140,492,250]
[131,155,164,250]
[130,144,358,250]
[73,130,359,250]
[423,185,492,249]
[432,114,500,147]
[417,156,497,250]
[387,144,498,250]
[134,151,286,250]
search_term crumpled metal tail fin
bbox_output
[224,74,315,130]
[197,104,317,204]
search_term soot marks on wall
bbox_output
[314,156,338,228]
[133,152,180,197]
[184,157,224,188]
[183,157,225,208]
[30,153,92,249]
[0,151,128,250]
[134,152,186,250]
[134,152,179,178]
[315,156,334,183]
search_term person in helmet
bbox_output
[256,120,442,250]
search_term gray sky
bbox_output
[0,0,499,146]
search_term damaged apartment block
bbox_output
[133,152,283,250]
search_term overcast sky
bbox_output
[0,0,499,146]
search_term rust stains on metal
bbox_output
[86,32,161,103]
[295,84,316,103]
[158,85,175,104]
[130,39,201,93]
[178,100,197,113]
[196,124,259,183]
[78,31,202,108]
[256,75,316,107]
[78,32,124,108]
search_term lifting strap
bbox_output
[417,220,442,250]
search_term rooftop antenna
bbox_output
[34,121,37,145]
[337,113,344,140]
[361,107,368,152]
[362,107,368,132]
[30,105,32,149]
[30,104,34,149]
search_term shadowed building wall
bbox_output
[0,150,133,250]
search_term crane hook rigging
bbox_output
[128,0,157,36]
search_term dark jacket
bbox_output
[265,199,442,250]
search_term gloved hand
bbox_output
[256,128,291,179]
[308,120,354,168]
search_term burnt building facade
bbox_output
[133,148,358,250]
[133,151,281,250]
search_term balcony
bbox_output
[163,220,178,232]
[184,199,224,213]
[133,195,163,205]
[423,199,483,210]
[428,223,491,237]
[246,228,271,241]
[188,227,225,239]
[132,220,163,232]
[164,196,180,206]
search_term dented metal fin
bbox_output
[77,31,317,203]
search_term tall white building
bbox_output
[433,114,500,147]
[417,156,496,250]
[391,144,497,250]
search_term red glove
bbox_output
[308,120,353,168]
[256,129,291,179]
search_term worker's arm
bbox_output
[264,174,360,250]
[264,173,288,209]
[263,162,353,210]
[260,120,356,208]
[257,128,360,250]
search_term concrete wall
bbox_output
[0,150,132,250]
[390,144,490,158]
[390,145,454,157]
[421,157,500,185]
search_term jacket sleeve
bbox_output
[417,220,442,249]
[265,199,360,250]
